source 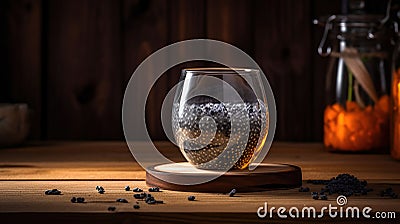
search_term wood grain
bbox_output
[122,0,169,141]
[46,0,122,140]
[166,0,207,96]
[254,0,314,141]
[0,141,399,181]
[0,0,42,139]
[0,141,399,223]
[207,0,253,56]
[0,180,399,213]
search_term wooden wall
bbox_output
[0,0,344,141]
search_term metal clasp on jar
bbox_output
[314,15,336,57]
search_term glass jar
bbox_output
[392,42,400,159]
[316,14,393,152]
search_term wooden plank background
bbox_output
[1,0,388,141]
[0,0,42,139]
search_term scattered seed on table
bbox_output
[44,189,61,195]
[320,194,328,200]
[70,197,77,203]
[133,205,140,209]
[116,198,128,203]
[148,187,160,192]
[145,194,159,204]
[108,206,116,211]
[96,186,105,194]
[380,187,398,198]
[125,186,130,191]
[299,186,310,192]
[311,192,319,200]
[229,189,237,197]
[76,197,85,203]
[132,187,143,192]
[145,198,154,203]
[188,196,195,201]
[316,174,372,197]
[134,193,147,199]
[145,197,156,204]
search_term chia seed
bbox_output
[148,187,160,192]
[380,187,398,198]
[96,186,105,194]
[145,197,156,204]
[134,193,147,199]
[172,101,268,170]
[228,189,237,197]
[44,189,61,195]
[116,198,128,203]
[320,194,328,200]
[299,186,310,192]
[309,174,372,197]
[132,187,143,192]
[311,192,319,200]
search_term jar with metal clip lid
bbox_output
[315,14,393,152]
[392,42,400,159]
[391,8,400,160]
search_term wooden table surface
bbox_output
[0,141,399,223]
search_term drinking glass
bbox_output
[172,68,269,170]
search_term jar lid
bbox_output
[315,14,385,29]
[314,14,389,56]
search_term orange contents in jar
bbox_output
[392,69,400,159]
[324,95,390,151]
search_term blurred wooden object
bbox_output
[0,0,42,139]
[0,104,29,147]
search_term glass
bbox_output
[172,68,269,170]
[316,14,392,152]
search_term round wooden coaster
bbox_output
[146,162,302,192]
